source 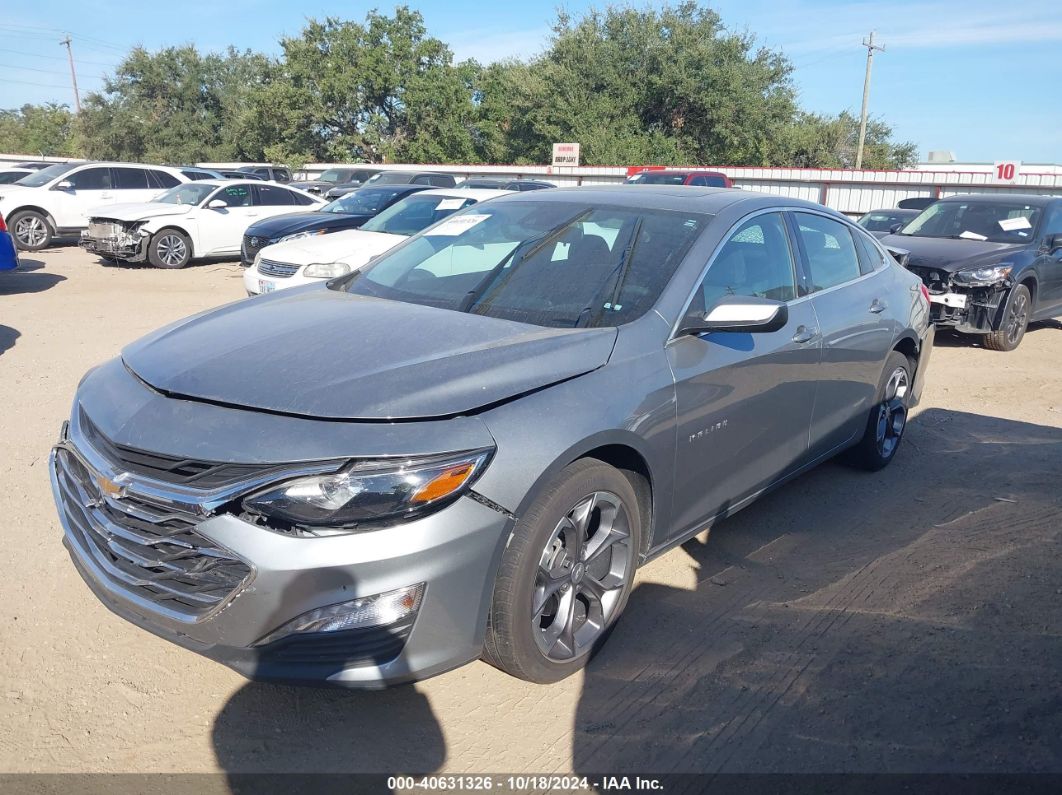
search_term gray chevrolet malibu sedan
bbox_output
[52,187,934,687]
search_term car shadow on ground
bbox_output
[934,320,1061,349]
[94,255,244,271]
[0,324,19,356]
[208,409,1062,781]
[0,259,64,294]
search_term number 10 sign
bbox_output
[993,161,1021,183]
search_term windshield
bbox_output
[627,172,687,185]
[15,162,78,187]
[317,169,349,183]
[324,187,408,215]
[900,201,1041,243]
[858,211,912,232]
[361,193,474,236]
[156,183,218,205]
[340,201,706,328]
[365,172,415,185]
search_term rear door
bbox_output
[113,167,161,205]
[789,210,895,459]
[667,210,820,538]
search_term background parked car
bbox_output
[325,170,457,199]
[457,178,556,191]
[12,161,61,170]
[880,193,1062,351]
[625,169,733,187]
[298,167,382,195]
[898,197,938,211]
[176,167,226,181]
[244,187,509,294]
[240,184,430,265]
[857,208,921,237]
[215,169,264,180]
[0,168,32,184]
[81,180,324,269]
[236,165,291,183]
[0,213,18,271]
[0,162,189,251]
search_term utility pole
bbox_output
[59,35,81,114]
[855,31,884,170]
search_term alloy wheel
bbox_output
[1006,292,1029,346]
[157,234,188,267]
[532,491,633,661]
[15,216,46,247]
[875,366,909,459]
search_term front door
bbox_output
[53,166,114,228]
[195,183,261,256]
[667,211,820,539]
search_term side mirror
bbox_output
[680,295,788,336]
[55,180,74,191]
[1048,233,1062,253]
[889,222,904,234]
[207,199,228,209]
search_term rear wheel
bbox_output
[483,459,642,683]
[9,210,52,251]
[983,284,1031,352]
[148,229,192,269]
[844,350,912,472]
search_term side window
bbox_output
[256,184,295,206]
[706,176,729,188]
[688,176,709,187]
[219,184,253,207]
[695,213,797,314]
[412,176,431,185]
[428,175,453,187]
[149,170,180,189]
[274,169,291,183]
[1042,204,1062,236]
[290,189,316,206]
[794,212,863,292]
[68,167,112,190]
[113,167,150,190]
[854,228,886,274]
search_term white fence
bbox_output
[4,152,1060,216]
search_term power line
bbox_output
[0,60,107,79]
[0,45,118,67]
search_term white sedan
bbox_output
[243,188,511,295]
[80,180,325,268]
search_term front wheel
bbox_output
[9,210,53,251]
[983,284,1031,352]
[483,459,642,683]
[844,350,912,472]
[147,229,192,269]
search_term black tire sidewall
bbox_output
[490,460,643,683]
[148,229,191,269]
[987,284,1030,352]
[9,211,52,251]
[850,350,912,470]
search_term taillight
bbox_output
[919,284,930,305]
[0,214,6,233]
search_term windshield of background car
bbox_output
[859,211,909,231]
[360,194,476,236]
[318,169,348,183]
[156,183,218,205]
[626,172,688,185]
[324,187,407,215]
[340,201,707,328]
[900,201,1041,243]
[14,162,78,187]
[365,172,413,185]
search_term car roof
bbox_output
[483,185,829,215]
[633,168,727,174]
[415,188,513,200]
[935,193,1057,206]
[377,170,449,177]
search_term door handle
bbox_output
[792,326,817,344]
[869,299,887,314]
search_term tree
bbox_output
[780,111,918,169]
[0,103,78,157]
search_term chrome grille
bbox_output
[258,259,300,278]
[241,233,270,262]
[54,447,252,619]
[87,220,121,239]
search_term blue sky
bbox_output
[1,0,1059,163]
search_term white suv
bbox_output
[0,162,189,251]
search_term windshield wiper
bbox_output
[457,209,592,313]
[575,218,644,328]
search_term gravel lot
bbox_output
[1,246,1060,776]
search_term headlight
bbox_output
[304,262,351,278]
[243,449,492,529]
[278,229,327,244]
[253,251,263,268]
[953,264,1013,286]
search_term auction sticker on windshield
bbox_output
[999,216,1032,231]
[435,198,467,210]
[426,213,490,236]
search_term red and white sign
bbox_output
[551,143,581,167]
[993,161,1021,184]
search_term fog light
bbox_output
[254,583,424,646]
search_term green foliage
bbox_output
[0,4,917,170]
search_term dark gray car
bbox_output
[51,187,934,687]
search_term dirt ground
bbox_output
[1,246,1060,777]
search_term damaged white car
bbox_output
[80,181,324,268]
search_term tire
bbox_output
[147,229,192,269]
[483,458,643,683]
[983,284,1031,352]
[8,210,53,251]
[844,350,913,472]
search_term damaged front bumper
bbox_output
[80,221,150,262]
[909,266,1010,334]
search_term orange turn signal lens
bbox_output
[410,462,475,504]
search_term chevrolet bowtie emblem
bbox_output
[250,237,260,246]
[96,474,125,500]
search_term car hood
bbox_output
[88,202,190,222]
[257,229,405,267]
[121,287,618,420]
[245,211,372,240]
[878,234,1025,272]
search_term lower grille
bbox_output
[54,448,252,619]
[258,259,300,278]
[256,621,413,669]
[241,234,270,263]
